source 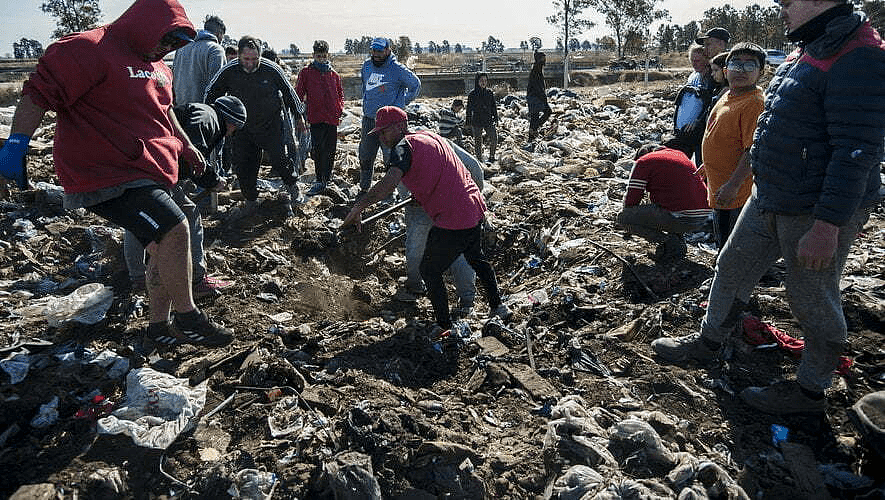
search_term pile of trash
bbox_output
[2,80,884,499]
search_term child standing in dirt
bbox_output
[437,99,465,143]
[700,42,766,249]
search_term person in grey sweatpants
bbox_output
[698,195,869,388]
[651,0,885,416]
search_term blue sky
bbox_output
[3,0,765,57]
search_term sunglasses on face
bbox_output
[727,60,759,72]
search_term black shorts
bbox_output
[89,185,186,248]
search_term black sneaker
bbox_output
[172,310,233,347]
[740,380,826,415]
[650,332,720,363]
[144,321,179,345]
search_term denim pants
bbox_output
[403,202,476,307]
[700,194,870,391]
[124,183,206,282]
[421,222,502,329]
[358,116,390,191]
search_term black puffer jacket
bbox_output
[466,73,498,128]
[750,10,885,226]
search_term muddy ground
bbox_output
[1,79,884,500]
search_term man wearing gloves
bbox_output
[651,0,885,415]
[0,0,233,346]
[357,37,421,195]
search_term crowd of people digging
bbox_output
[1,0,885,497]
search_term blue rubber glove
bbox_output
[0,133,29,188]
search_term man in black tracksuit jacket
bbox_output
[466,72,499,163]
[205,35,306,211]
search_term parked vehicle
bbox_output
[765,49,787,66]
[608,58,637,71]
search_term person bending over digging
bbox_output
[341,106,511,335]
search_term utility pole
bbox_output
[563,0,570,89]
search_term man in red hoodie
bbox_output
[295,40,344,196]
[0,0,233,347]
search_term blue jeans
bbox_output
[358,116,390,191]
[700,194,870,391]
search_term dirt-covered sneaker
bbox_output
[740,380,826,415]
[144,321,178,345]
[650,332,720,363]
[392,287,422,303]
[453,301,475,319]
[171,310,233,347]
[286,182,302,206]
[490,303,512,321]
[228,199,258,220]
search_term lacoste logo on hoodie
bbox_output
[126,67,170,87]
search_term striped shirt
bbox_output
[438,108,464,137]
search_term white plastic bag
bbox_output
[97,368,206,449]
[44,283,114,327]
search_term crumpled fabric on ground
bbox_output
[742,315,852,374]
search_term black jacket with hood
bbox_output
[466,73,498,128]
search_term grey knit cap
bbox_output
[213,96,247,129]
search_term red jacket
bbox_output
[398,131,486,230]
[624,147,711,217]
[22,0,195,193]
[295,63,344,126]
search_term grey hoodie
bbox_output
[172,30,224,104]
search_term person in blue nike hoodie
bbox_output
[357,37,421,194]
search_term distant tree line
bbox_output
[17,0,884,61]
[13,38,44,59]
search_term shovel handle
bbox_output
[360,196,413,226]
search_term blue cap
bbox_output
[371,37,389,50]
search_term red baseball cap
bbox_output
[369,106,407,134]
